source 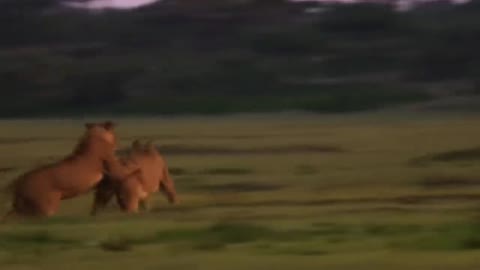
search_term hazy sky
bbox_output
[75,0,470,9]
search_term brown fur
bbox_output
[90,140,177,215]
[1,121,139,221]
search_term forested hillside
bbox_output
[1,0,479,116]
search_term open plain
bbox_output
[1,112,480,269]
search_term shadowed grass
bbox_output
[430,148,480,162]
[148,221,480,252]
[0,167,16,174]
[363,224,424,236]
[89,221,480,252]
[2,220,480,259]
[294,164,317,175]
[100,237,132,252]
[409,147,480,166]
[201,167,254,176]
[194,182,283,193]
[191,240,227,251]
[257,241,329,256]
[207,222,274,244]
[152,144,344,155]
[0,230,78,250]
[12,216,94,226]
[389,223,480,251]
[168,167,188,176]
[418,175,480,188]
[129,222,276,246]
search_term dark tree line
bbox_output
[0,0,479,116]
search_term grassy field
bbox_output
[1,112,480,269]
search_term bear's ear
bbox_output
[102,121,116,130]
[85,123,95,129]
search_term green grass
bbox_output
[410,147,480,166]
[1,112,480,269]
[201,167,253,176]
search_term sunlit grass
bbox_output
[0,112,480,269]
